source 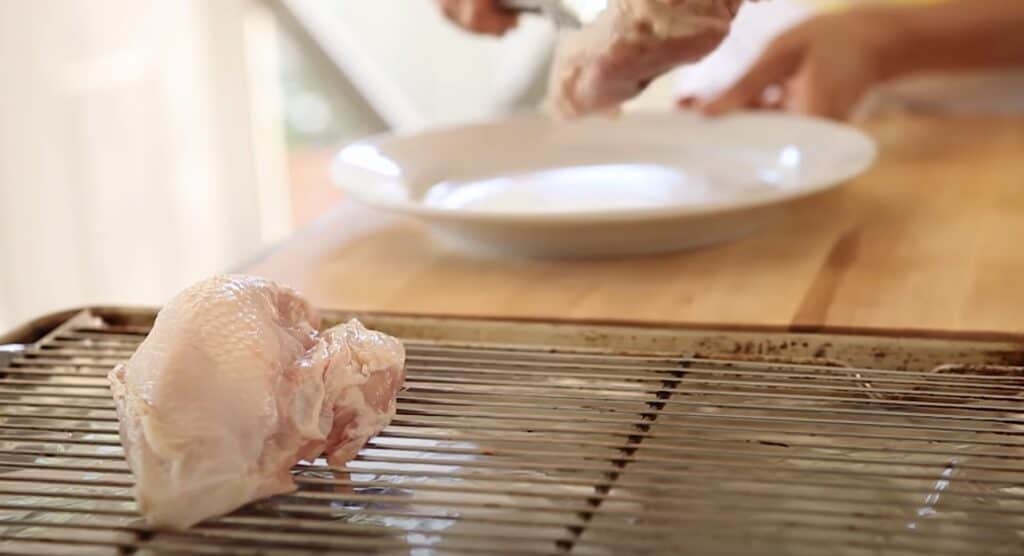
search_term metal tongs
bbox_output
[500,0,606,29]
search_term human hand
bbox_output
[436,0,518,36]
[703,9,902,120]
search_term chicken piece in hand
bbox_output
[437,0,518,35]
[549,0,745,118]
[108,275,405,530]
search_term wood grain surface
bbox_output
[244,115,1024,334]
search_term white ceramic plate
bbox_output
[331,111,876,258]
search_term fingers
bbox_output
[437,0,517,36]
[679,85,786,114]
[702,32,804,116]
[724,0,745,18]
[676,96,699,109]
[787,69,833,119]
[786,64,864,120]
[758,83,787,110]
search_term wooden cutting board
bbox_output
[243,115,1024,336]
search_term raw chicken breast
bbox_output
[108,275,405,530]
[548,0,747,118]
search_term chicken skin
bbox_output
[549,0,746,117]
[109,275,405,530]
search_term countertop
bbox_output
[243,115,1024,335]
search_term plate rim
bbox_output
[330,111,877,224]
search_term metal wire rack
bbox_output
[1,308,1022,555]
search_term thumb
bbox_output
[703,35,804,116]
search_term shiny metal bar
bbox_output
[1,310,1022,556]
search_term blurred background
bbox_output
[3,0,1008,331]
[0,0,561,330]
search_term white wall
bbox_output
[0,0,290,331]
